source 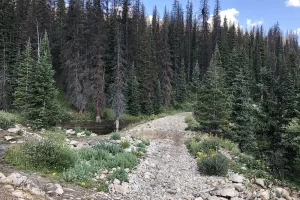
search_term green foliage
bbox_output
[137,147,146,153]
[137,142,146,149]
[102,108,115,120]
[153,80,163,114]
[185,114,200,131]
[74,126,81,133]
[110,132,121,140]
[26,138,78,171]
[5,144,30,168]
[197,153,230,176]
[141,139,150,146]
[0,111,19,129]
[105,153,138,169]
[93,141,123,155]
[61,160,101,182]
[187,137,220,156]
[194,45,230,131]
[107,168,128,182]
[121,140,130,149]
[175,60,187,103]
[96,180,109,192]
[84,129,92,136]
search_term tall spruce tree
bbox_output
[194,45,230,131]
[125,63,140,115]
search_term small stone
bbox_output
[234,184,244,192]
[207,196,220,200]
[55,184,64,195]
[260,189,270,200]
[66,129,74,134]
[114,182,129,194]
[255,178,266,188]
[144,172,155,179]
[124,168,130,173]
[12,190,24,198]
[195,198,204,200]
[4,172,27,186]
[3,184,14,191]
[90,133,97,137]
[99,174,106,180]
[113,179,121,185]
[102,169,109,174]
[167,189,177,195]
[70,140,79,146]
[211,188,238,198]
[65,138,70,142]
[229,173,245,183]
[275,188,291,200]
[4,136,14,141]
[7,127,21,133]
[17,140,24,144]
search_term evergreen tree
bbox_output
[194,45,230,131]
[175,59,187,103]
[153,80,163,114]
[28,32,59,128]
[191,60,200,94]
[13,40,34,115]
[125,63,140,115]
[230,52,257,152]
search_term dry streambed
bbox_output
[0,113,299,200]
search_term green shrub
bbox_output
[74,127,82,133]
[197,153,230,176]
[188,138,220,156]
[17,129,23,136]
[137,147,146,153]
[110,132,121,140]
[137,142,146,148]
[93,141,123,155]
[26,138,78,171]
[5,144,30,168]
[185,115,200,131]
[96,180,109,192]
[142,139,150,146]
[0,111,19,130]
[61,159,102,182]
[121,140,130,149]
[79,147,110,161]
[105,152,138,169]
[102,108,115,120]
[84,129,92,136]
[107,168,128,182]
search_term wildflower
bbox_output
[82,182,86,186]
[52,172,56,176]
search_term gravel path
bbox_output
[112,112,232,200]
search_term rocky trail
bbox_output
[0,113,298,200]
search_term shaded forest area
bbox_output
[0,0,300,185]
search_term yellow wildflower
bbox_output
[82,182,86,186]
[52,172,56,176]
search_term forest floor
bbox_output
[0,113,298,200]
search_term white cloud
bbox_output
[208,8,240,25]
[246,19,263,27]
[286,0,300,7]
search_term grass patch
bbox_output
[185,114,200,131]
[107,168,128,182]
[110,132,121,140]
[121,140,130,149]
[0,111,21,130]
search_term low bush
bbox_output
[185,115,200,131]
[79,147,110,161]
[110,132,121,140]
[27,138,78,171]
[105,152,138,169]
[93,141,123,155]
[102,108,115,120]
[61,159,102,182]
[84,129,92,136]
[137,142,146,148]
[121,140,130,149]
[107,168,128,182]
[96,180,109,192]
[0,111,19,130]
[187,137,220,156]
[197,153,230,176]
[142,139,150,146]
[5,143,30,168]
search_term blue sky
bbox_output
[143,0,300,35]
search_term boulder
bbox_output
[113,179,121,185]
[4,173,27,186]
[7,127,21,133]
[229,173,245,183]
[0,172,6,183]
[66,129,74,134]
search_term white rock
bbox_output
[207,196,220,200]
[212,188,238,198]
[4,135,14,141]
[195,198,204,200]
[17,140,24,144]
[275,188,291,199]
[255,178,266,188]
[260,189,270,200]
[7,127,20,133]
[124,168,130,173]
[229,173,245,183]
[66,129,74,134]
[70,140,79,146]
[0,172,6,183]
[102,169,109,174]
[65,138,70,142]
[4,173,27,186]
[144,172,155,179]
[12,190,25,198]
[99,174,106,180]
[77,132,85,137]
[75,142,87,149]
[90,133,97,137]
[114,182,129,194]
[55,184,64,195]
[113,179,121,185]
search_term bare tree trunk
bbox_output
[116,116,119,132]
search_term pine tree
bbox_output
[175,59,187,103]
[230,51,257,152]
[194,45,230,131]
[28,32,59,128]
[125,63,140,115]
[153,80,163,114]
[191,60,200,94]
[13,40,34,115]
